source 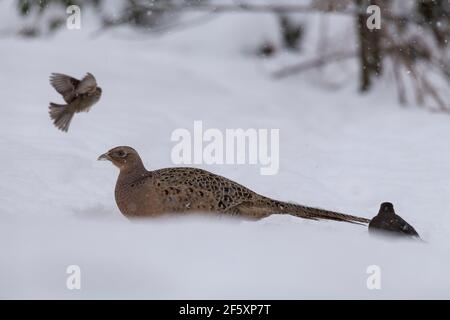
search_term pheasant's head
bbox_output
[98,146,143,171]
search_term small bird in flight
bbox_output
[49,72,102,132]
[369,202,420,239]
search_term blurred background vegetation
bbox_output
[13,0,450,111]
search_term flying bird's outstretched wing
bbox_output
[49,73,80,103]
[76,72,98,95]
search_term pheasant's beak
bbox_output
[97,152,111,161]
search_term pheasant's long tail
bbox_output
[270,199,371,224]
[49,103,74,132]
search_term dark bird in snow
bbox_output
[369,202,420,239]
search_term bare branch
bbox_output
[272,50,357,78]
[131,2,423,24]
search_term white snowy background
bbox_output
[0,0,449,299]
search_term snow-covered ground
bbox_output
[1,1,450,299]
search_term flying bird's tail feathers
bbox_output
[49,103,73,132]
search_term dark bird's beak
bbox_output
[97,152,110,161]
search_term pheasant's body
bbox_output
[115,167,255,218]
[113,165,370,223]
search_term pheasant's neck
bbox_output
[114,164,149,218]
[117,162,148,185]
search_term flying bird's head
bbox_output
[95,87,102,97]
[379,202,394,215]
[98,146,143,171]
[87,87,102,104]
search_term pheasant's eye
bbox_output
[116,150,126,158]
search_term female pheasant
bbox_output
[98,146,370,223]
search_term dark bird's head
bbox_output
[378,202,395,216]
[98,146,144,171]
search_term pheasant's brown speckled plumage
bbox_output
[99,146,370,224]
